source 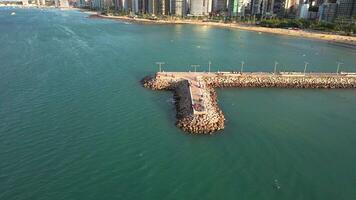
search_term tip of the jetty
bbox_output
[175,87,225,134]
[142,72,225,134]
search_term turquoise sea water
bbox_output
[1,8,356,200]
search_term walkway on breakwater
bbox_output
[143,71,356,134]
[157,72,209,115]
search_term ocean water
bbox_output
[1,7,356,200]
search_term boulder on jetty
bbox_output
[141,75,177,90]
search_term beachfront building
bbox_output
[227,0,239,16]
[148,0,157,14]
[174,0,187,15]
[140,0,147,13]
[239,0,250,16]
[250,0,260,15]
[212,0,227,13]
[60,0,69,6]
[336,0,356,21]
[75,0,80,6]
[0,0,30,5]
[273,0,285,17]
[319,1,337,21]
[90,0,102,9]
[297,3,309,18]
[189,0,212,15]
[282,0,299,17]
[169,0,175,13]
[146,0,168,14]
[122,0,131,11]
[31,0,46,5]
[272,0,300,17]
[82,0,356,19]
[250,0,275,16]
[161,0,170,14]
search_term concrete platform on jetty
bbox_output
[142,71,356,134]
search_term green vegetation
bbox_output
[260,19,356,34]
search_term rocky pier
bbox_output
[142,71,356,134]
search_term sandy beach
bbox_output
[2,5,355,45]
[90,14,356,45]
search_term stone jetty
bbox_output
[142,71,356,134]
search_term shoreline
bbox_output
[90,13,356,46]
[2,5,355,45]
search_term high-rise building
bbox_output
[162,0,167,14]
[284,0,299,16]
[238,0,251,15]
[265,0,274,14]
[139,0,149,13]
[315,0,325,6]
[273,0,286,17]
[91,0,103,8]
[272,0,299,17]
[100,0,112,8]
[186,0,191,12]
[297,3,309,18]
[122,0,132,11]
[319,2,337,21]
[336,0,356,20]
[132,0,139,12]
[160,0,171,14]
[250,0,260,14]
[175,0,187,15]
[212,0,227,12]
[75,0,86,7]
[251,0,274,15]
[190,0,212,15]
[148,0,164,14]
[170,0,176,13]
[227,0,239,16]
[148,0,170,15]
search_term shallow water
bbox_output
[1,8,356,200]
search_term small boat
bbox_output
[11,12,16,15]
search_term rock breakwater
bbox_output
[204,73,356,89]
[142,72,356,134]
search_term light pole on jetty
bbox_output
[274,61,278,74]
[156,62,165,72]
[304,62,309,75]
[208,61,211,73]
[191,64,200,73]
[241,61,245,73]
[336,62,343,74]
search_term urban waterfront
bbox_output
[1,8,356,200]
